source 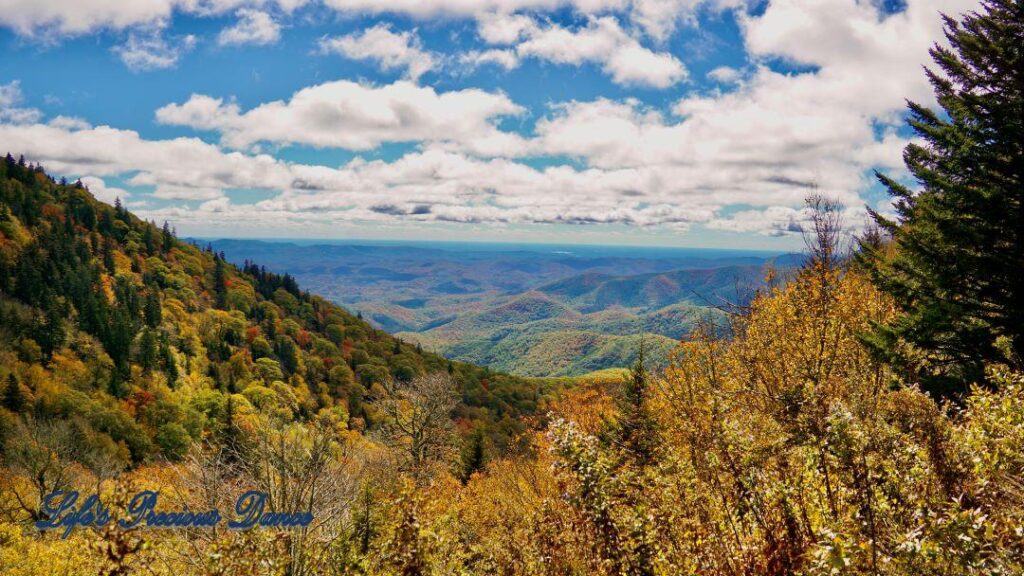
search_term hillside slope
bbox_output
[0,156,539,465]
[397,266,769,375]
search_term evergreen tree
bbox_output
[143,290,162,328]
[276,335,300,375]
[35,301,65,361]
[860,0,1024,398]
[138,328,159,373]
[3,374,25,413]
[161,220,173,253]
[161,336,178,386]
[459,426,487,484]
[213,255,228,309]
[221,396,242,464]
[610,342,658,467]
[141,224,157,255]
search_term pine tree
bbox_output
[161,220,173,253]
[459,426,487,484]
[143,290,162,328]
[221,396,242,464]
[2,374,25,412]
[611,342,658,467]
[35,301,65,361]
[213,255,228,309]
[860,0,1024,398]
[138,328,159,373]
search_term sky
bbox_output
[0,0,982,249]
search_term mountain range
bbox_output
[209,239,801,376]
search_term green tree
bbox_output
[155,422,191,461]
[213,254,228,309]
[161,220,173,253]
[610,343,658,467]
[3,374,26,413]
[138,328,159,373]
[143,289,162,328]
[458,426,487,484]
[35,301,66,361]
[861,0,1023,398]
[161,336,179,386]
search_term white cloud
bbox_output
[47,115,92,130]
[80,176,130,205]
[155,80,527,154]
[218,9,281,46]
[320,0,626,20]
[114,30,196,71]
[707,206,808,236]
[707,205,869,237]
[319,24,435,81]
[323,0,745,41]
[475,11,539,43]
[706,65,741,84]
[490,15,687,88]
[0,122,293,203]
[459,49,520,71]
[153,184,226,200]
[0,0,309,38]
[0,81,42,124]
[0,120,724,232]
[627,0,751,41]
[514,0,980,226]
[0,0,179,36]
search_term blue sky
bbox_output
[0,0,979,249]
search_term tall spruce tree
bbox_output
[860,0,1023,399]
[610,342,658,467]
[213,254,228,309]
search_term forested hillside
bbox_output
[0,155,542,470]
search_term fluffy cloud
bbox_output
[155,80,527,154]
[47,115,92,130]
[79,176,131,205]
[0,120,724,233]
[706,65,742,84]
[459,49,520,71]
[519,0,979,213]
[114,30,196,71]
[217,9,281,46]
[0,81,42,124]
[0,122,292,201]
[707,205,870,237]
[319,24,436,80]
[321,0,625,19]
[479,14,687,88]
[324,0,747,41]
[0,0,309,37]
[0,0,179,36]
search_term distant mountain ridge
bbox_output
[210,239,801,376]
